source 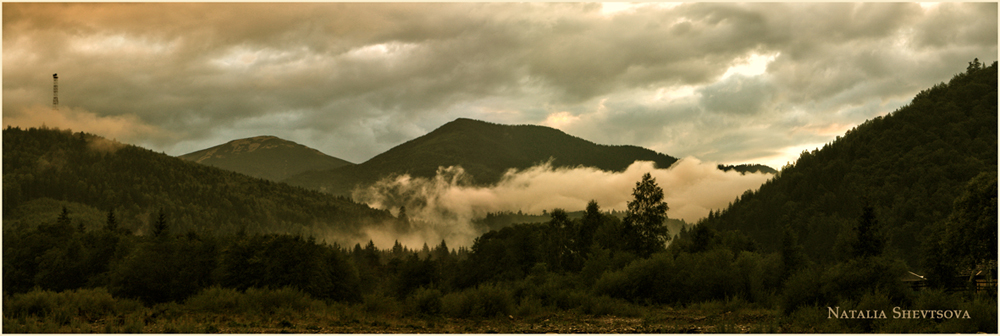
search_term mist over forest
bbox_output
[3,61,997,333]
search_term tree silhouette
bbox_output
[852,205,884,259]
[152,210,168,238]
[106,209,118,232]
[622,173,670,257]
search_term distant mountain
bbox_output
[2,127,392,240]
[702,61,997,270]
[178,136,353,182]
[284,118,680,196]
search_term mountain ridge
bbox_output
[178,135,353,182]
[2,126,392,241]
[283,118,684,196]
[702,61,998,270]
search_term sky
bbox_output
[3,2,997,170]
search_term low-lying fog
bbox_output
[353,157,772,249]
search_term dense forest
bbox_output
[2,127,393,239]
[702,60,997,272]
[285,118,680,196]
[3,61,996,333]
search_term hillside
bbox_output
[178,135,353,182]
[2,127,393,241]
[702,61,998,269]
[285,118,680,196]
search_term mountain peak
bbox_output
[285,118,680,195]
[179,136,353,181]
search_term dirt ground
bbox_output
[161,308,779,333]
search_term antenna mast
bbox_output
[52,73,59,110]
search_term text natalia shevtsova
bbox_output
[828,306,971,319]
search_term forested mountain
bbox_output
[285,118,680,196]
[2,127,393,240]
[178,135,353,182]
[702,61,998,270]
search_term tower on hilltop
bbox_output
[52,73,59,110]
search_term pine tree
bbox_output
[106,209,118,232]
[57,206,71,228]
[852,205,884,259]
[578,200,602,253]
[398,206,409,225]
[152,210,168,238]
[622,173,670,257]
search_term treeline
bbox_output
[703,60,998,270]
[2,207,463,304]
[2,126,393,238]
[6,170,994,332]
[4,60,996,333]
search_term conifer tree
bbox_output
[622,173,670,257]
[106,209,118,232]
[152,210,168,238]
[852,205,884,259]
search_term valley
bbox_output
[3,61,997,334]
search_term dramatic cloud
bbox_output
[353,158,772,248]
[3,2,996,168]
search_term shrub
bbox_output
[243,287,324,314]
[186,286,323,315]
[362,292,401,316]
[593,252,674,304]
[4,287,143,321]
[514,297,548,318]
[442,283,514,318]
[183,286,243,313]
[405,287,443,316]
[780,266,830,314]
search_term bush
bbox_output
[442,283,514,318]
[183,286,243,313]
[184,286,323,315]
[3,288,144,325]
[780,266,829,314]
[924,292,997,333]
[514,296,549,318]
[781,257,910,314]
[362,293,401,316]
[242,287,324,314]
[405,287,443,316]
[594,249,745,305]
[594,252,673,304]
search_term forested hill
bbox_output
[2,127,393,240]
[178,135,353,182]
[702,61,998,270]
[285,118,680,196]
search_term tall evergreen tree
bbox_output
[852,205,884,259]
[105,209,118,232]
[622,173,670,257]
[578,200,602,253]
[152,210,168,238]
[57,206,71,228]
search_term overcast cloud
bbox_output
[3,2,996,168]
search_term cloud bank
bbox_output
[3,3,995,168]
[353,158,772,248]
